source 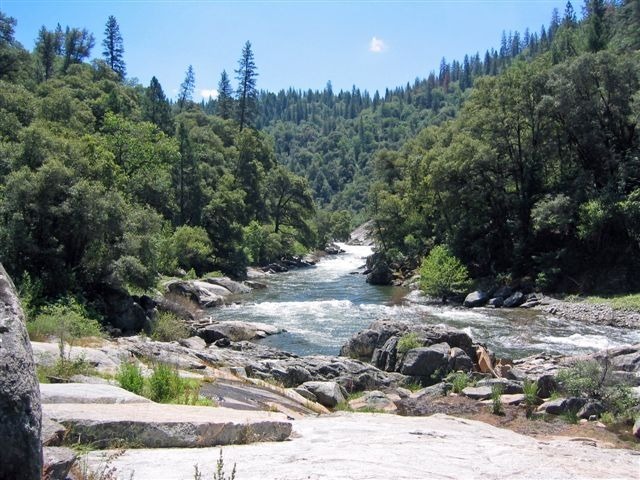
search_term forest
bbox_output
[0,0,639,321]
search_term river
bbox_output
[212,243,640,359]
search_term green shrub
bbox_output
[171,225,214,275]
[491,384,504,415]
[557,360,603,398]
[27,297,103,343]
[523,379,539,406]
[116,362,144,395]
[397,332,422,355]
[150,311,190,342]
[419,245,471,301]
[37,356,95,383]
[147,363,185,403]
[446,371,471,393]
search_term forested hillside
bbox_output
[368,0,640,292]
[0,0,638,320]
[0,16,320,311]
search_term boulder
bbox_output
[538,397,587,415]
[348,390,397,413]
[42,416,66,446]
[449,347,474,372]
[463,291,489,308]
[634,418,640,439]
[372,336,400,372]
[0,263,42,480]
[494,285,514,299]
[99,284,150,333]
[245,280,267,290]
[40,383,151,405]
[197,321,282,343]
[203,277,252,294]
[43,446,77,480]
[399,343,451,380]
[461,386,493,400]
[503,291,526,308]
[299,381,347,408]
[577,400,605,419]
[476,378,524,395]
[178,336,207,350]
[165,280,232,308]
[44,403,292,448]
[536,374,558,399]
[487,297,504,308]
[324,243,344,255]
[340,329,380,360]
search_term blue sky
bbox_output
[2,0,569,99]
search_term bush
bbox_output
[147,363,185,403]
[397,332,422,355]
[419,245,471,301]
[446,371,471,393]
[27,297,103,343]
[491,384,504,415]
[150,311,190,342]
[170,225,214,275]
[116,362,144,395]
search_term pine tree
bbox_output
[235,40,258,131]
[102,15,126,79]
[563,1,577,27]
[585,0,607,52]
[143,76,172,134]
[62,27,94,73]
[178,65,195,112]
[216,69,234,119]
[35,26,58,80]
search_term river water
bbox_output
[212,244,640,359]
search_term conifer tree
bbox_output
[102,15,126,79]
[62,27,94,73]
[216,70,234,119]
[178,65,195,112]
[35,26,58,80]
[235,40,258,131]
[143,76,172,133]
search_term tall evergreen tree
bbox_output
[235,40,258,131]
[584,0,607,52]
[102,15,126,79]
[62,27,94,73]
[143,76,172,134]
[35,26,59,80]
[216,69,234,119]
[178,64,195,112]
[563,1,578,27]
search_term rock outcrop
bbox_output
[0,264,42,479]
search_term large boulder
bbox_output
[365,252,393,286]
[340,329,381,359]
[503,291,526,308]
[463,291,489,308]
[299,381,347,408]
[165,280,232,308]
[197,320,282,343]
[399,343,451,380]
[0,264,42,479]
[203,277,252,294]
[99,284,150,333]
[43,446,77,480]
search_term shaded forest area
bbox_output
[0,1,639,323]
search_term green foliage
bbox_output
[147,363,184,403]
[116,361,144,395]
[37,356,95,383]
[396,332,422,355]
[490,384,504,415]
[150,311,190,342]
[194,449,236,480]
[419,246,471,300]
[446,371,471,393]
[27,297,103,342]
[522,379,539,406]
[557,361,603,398]
[169,226,213,276]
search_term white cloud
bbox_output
[369,36,387,53]
[200,89,219,99]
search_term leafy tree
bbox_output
[102,15,126,79]
[216,69,234,120]
[235,41,258,131]
[178,64,195,112]
[419,245,471,302]
[266,165,314,236]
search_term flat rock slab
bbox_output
[44,403,291,448]
[84,413,639,479]
[40,383,151,404]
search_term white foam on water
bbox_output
[536,333,619,351]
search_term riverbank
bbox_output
[534,295,640,330]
